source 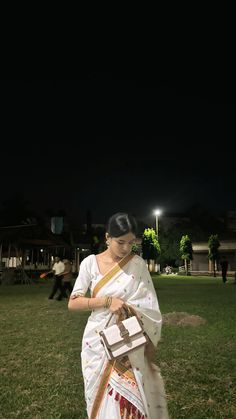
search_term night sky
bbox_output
[0,75,235,225]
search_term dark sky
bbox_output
[0,75,235,225]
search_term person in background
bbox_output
[57,259,74,299]
[48,256,65,300]
[165,265,172,275]
[220,260,228,283]
[68,212,169,419]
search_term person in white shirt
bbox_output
[48,256,65,300]
[57,259,74,300]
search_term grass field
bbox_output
[0,275,236,418]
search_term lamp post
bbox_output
[153,209,162,273]
[154,209,161,238]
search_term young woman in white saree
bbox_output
[68,213,169,419]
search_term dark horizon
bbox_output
[0,76,235,226]
[0,142,235,226]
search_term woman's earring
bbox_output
[106,240,110,247]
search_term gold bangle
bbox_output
[104,295,113,309]
[107,296,112,308]
[104,296,109,308]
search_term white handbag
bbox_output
[99,312,148,360]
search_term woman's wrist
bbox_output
[104,295,112,309]
[87,296,113,311]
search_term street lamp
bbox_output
[154,209,162,237]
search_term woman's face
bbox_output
[108,232,136,258]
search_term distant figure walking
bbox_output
[48,256,65,300]
[220,260,228,283]
[165,265,172,275]
[57,259,74,300]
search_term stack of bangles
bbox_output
[104,295,112,309]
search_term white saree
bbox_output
[71,254,169,419]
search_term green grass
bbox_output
[155,275,236,419]
[0,276,236,418]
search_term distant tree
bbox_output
[142,228,161,271]
[132,242,140,254]
[91,235,100,254]
[159,230,181,267]
[179,235,193,275]
[91,225,106,254]
[208,234,220,277]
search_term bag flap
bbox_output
[101,316,143,346]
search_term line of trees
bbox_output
[0,196,222,275]
[141,228,221,275]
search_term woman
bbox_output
[68,213,169,419]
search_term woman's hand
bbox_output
[109,297,125,314]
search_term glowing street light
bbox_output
[154,209,162,237]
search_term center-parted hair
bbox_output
[107,212,137,238]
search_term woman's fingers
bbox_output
[109,298,125,313]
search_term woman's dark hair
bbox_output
[107,212,137,237]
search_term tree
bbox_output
[91,225,106,254]
[208,234,220,277]
[179,235,193,275]
[159,230,181,268]
[142,228,161,271]
[132,242,140,254]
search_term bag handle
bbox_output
[104,313,114,329]
[104,304,132,329]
